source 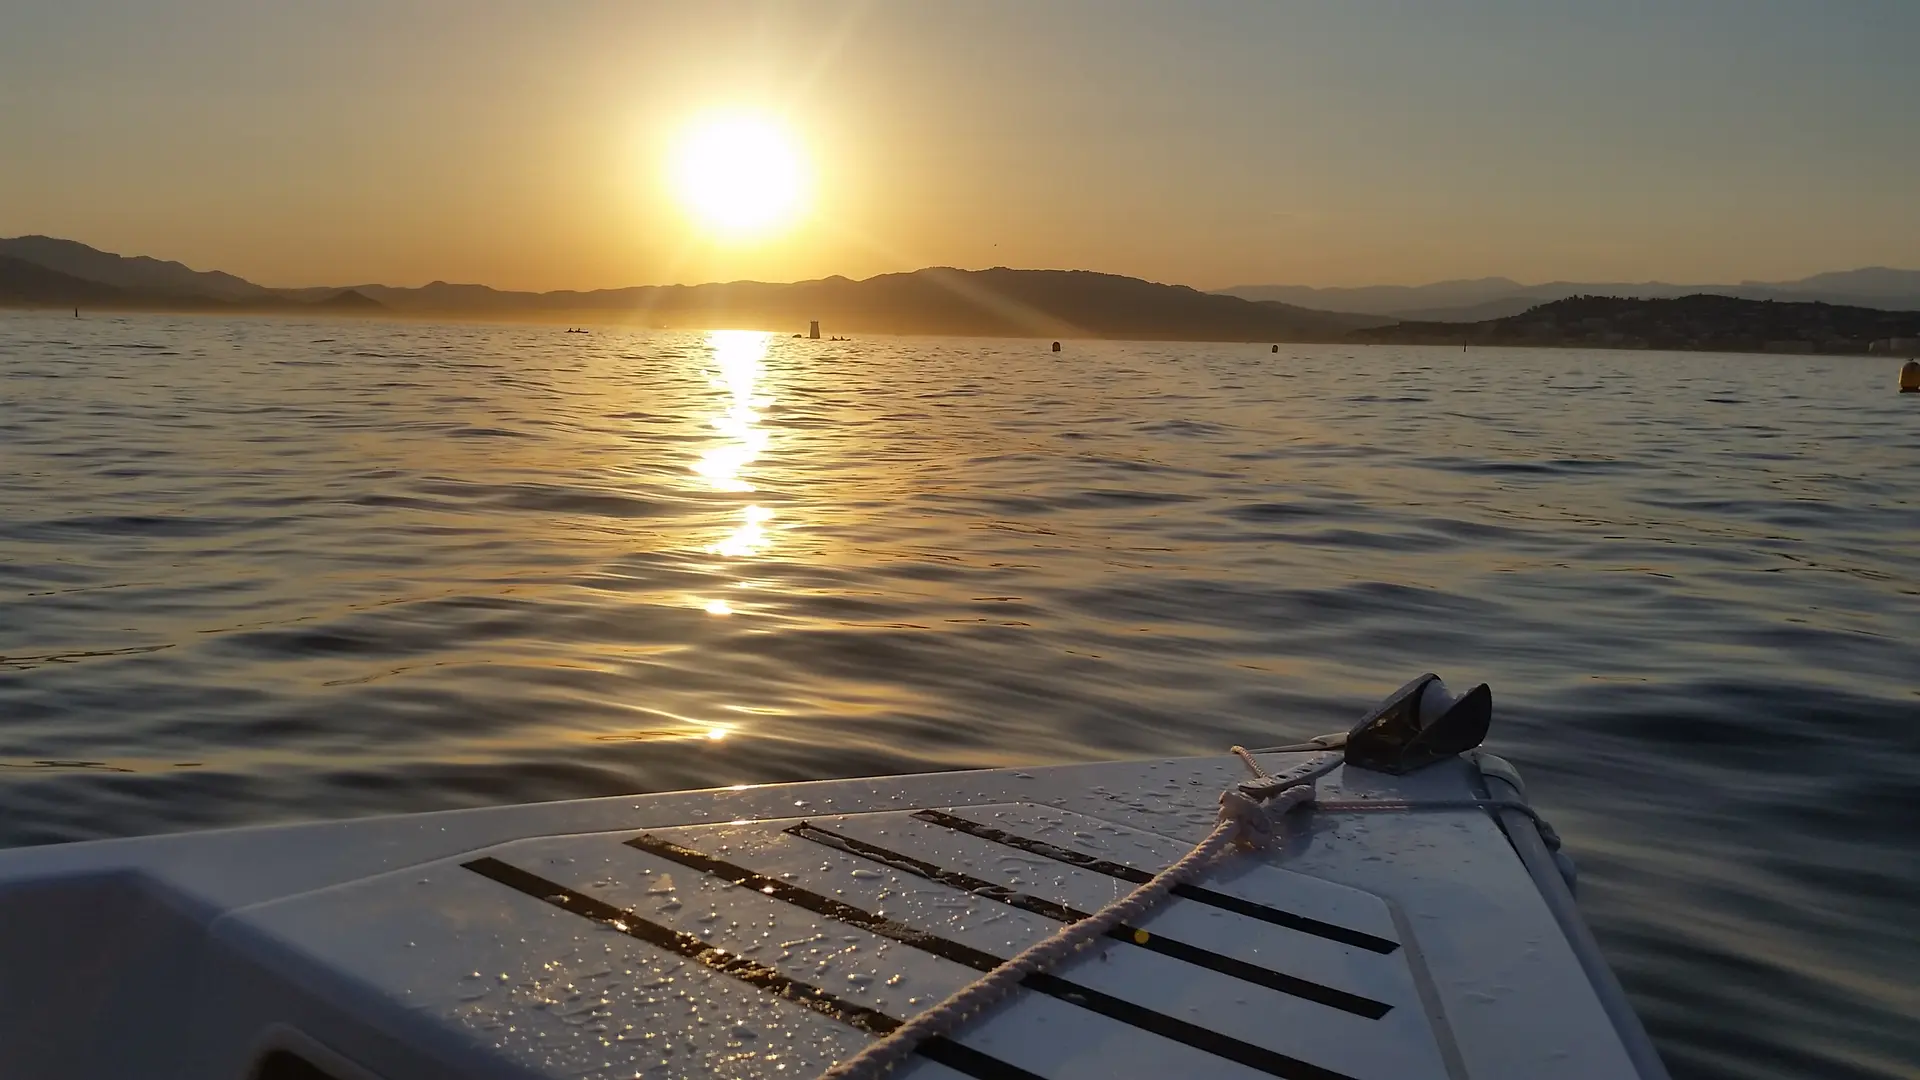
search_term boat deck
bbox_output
[0,752,1659,1080]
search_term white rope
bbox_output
[818,753,1314,1080]
[1230,743,1271,779]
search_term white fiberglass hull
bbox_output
[0,748,1665,1080]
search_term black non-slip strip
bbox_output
[916,1038,1052,1080]
[625,834,1363,1080]
[788,821,1083,921]
[461,857,1041,1080]
[1015,970,1359,1080]
[462,857,895,1033]
[623,834,1008,971]
[1170,884,1399,956]
[911,809,1401,955]
[787,822,1390,1020]
[909,810,1158,883]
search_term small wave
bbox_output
[443,426,534,439]
[1135,418,1226,436]
[0,643,175,670]
[1066,487,1203,507]
[1425,455,1645,476]
[403,479,683,519]
[1221,501,1341,523]
[15,513,245,539]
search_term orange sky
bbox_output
[3,2,1915,292]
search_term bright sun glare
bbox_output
[669,113,807,238]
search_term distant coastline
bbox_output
[0,236,1380,343]
[1353,294,1920,356]
[5,236,1919,354]
[1216,267,1920,323]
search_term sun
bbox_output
[668,112,808,238]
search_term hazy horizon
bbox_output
[5,1,1916,293]
[13,229,1920,299]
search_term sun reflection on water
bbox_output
[681,331,782,741]
[694,330,771,493]
[696,331,777,560]
[713,503,774,558]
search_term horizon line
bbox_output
[6,234,1917,299]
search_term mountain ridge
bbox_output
[0,256,131,306]
[8,235,1918,352]
[1352,293,1920,353]
[0,254,381,314]
[1217,270,1920,322]
[0,235,271,301]
[0,237,1384,341]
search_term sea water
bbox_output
[1,313,1914,1079]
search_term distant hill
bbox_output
[1351,294,1920,353]
[0,238,382,314]
[295,267,1388,340]
[13,234,1917,349]
[1218,278,1529,319]
[1,236,1376,339]
[1782,267,1920,295]
[314,288,382,310]
[0,256,129,306]
[1219,270,1920,322]
[1376,295,1551,323]
[0,235,270,301]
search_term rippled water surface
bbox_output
[2,313,1916,1078]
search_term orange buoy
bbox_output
[1901,360,1920,393]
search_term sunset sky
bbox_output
[3,0,1914,293]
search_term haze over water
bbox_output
[2,313,1916,1079]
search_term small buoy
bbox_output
[1901,360,1920,393]
[1271,344,1278,353]
[1051,341,1061,352]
